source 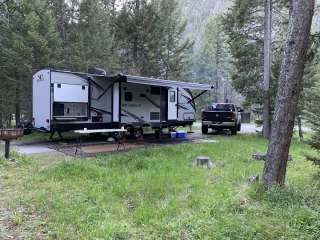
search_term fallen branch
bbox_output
[252,153,292,161]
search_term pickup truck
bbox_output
[201,103,242,135]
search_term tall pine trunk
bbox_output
[297,116,304,141]
[15,81,21,127]
[263,0,314,186]
[263,0,272,139]
[59,0,66,60]
[0,112,2,128]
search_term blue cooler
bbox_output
[176,130,186,139]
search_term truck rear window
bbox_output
[207,104,235,111]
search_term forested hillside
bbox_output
[179,0,240,105]
[179,0,231,50]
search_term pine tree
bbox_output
[114,0,156,75]
[114,0,191,78]
[0,0,62,126]
[155,0,193,79]
[0,1,16,126]
[263,0,315,186]
[194,14,232,102]
[222,0,288,107]
[304,70,320,167]
[69,0,115,72]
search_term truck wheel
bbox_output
[237,124,241,131]
[202,125,209,134]
[231,128,237,135]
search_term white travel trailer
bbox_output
[32,69,212,137]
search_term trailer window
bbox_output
[150,112,160,120]
[169,91,176,102]
[125,92,133,102]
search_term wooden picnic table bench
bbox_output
[74,128,127,156]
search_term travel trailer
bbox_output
[32,69,212,137]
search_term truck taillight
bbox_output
[230,112,235,120]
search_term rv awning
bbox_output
[121,75,213,91]
[51,70,213,90]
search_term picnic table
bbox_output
[74,128,127,156]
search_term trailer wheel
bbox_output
[134,128,143,139]
[155,130,162,139]
[23,128,32,135]
[202,125,209,135]
[125,125,135,139]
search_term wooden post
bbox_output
[4,140,10,159]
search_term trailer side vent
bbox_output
[150,112,160,121]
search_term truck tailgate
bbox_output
[202,111,235,122]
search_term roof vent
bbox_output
[88,67,107,76]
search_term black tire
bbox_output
[231,128,237,135]
[237,123,241,131]
[23,128,32,135]
[125,125,136,139]
[134,128,143,139]
[126,126,144,139]
[155,130,161,139]
[202,125,209,134]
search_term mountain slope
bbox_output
[179,0,232,49]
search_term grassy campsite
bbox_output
[2,0,320,239]
[1,135,320,239]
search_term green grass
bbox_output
[1,135,320,239]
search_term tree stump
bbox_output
[193,156,214,169]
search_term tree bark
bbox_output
[0,112,2,128]
[263,0,272,139]
[297,116,303,141]
[263,0,315,186]
[58,0,66,62]
[15,82,21,127]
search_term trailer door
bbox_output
[113,82,120,123]
[168,88,178,120]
